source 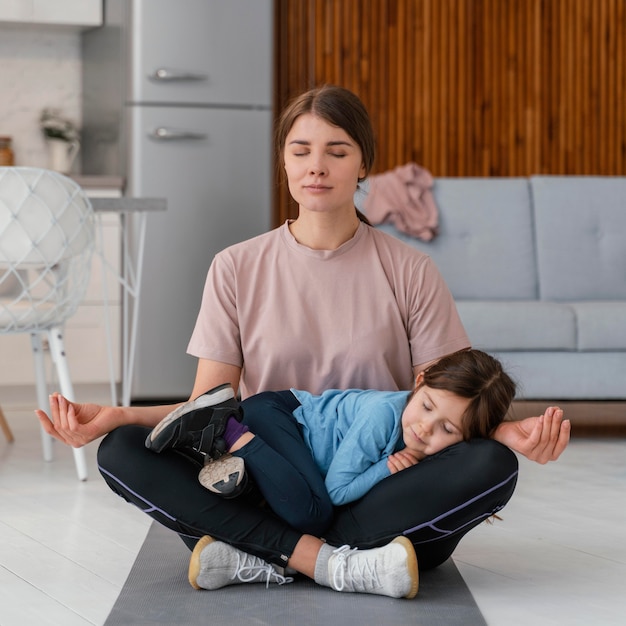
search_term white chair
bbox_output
[0,167,95,480]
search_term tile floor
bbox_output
[0,385,625,625]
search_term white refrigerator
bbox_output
[82,0,274,400]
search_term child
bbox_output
[146,349,517,537]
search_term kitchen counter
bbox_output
[90,196,167,213]
[74,179,167,406]
[70,174,125,198]
[70,175,167,212]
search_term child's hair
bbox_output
[411,349,516,439]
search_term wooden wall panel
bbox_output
[274,0,626,224]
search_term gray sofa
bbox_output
[359,176,626,400]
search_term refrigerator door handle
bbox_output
[149,127,208,141]
[149,68,208,82]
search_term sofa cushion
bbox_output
[571,301,626,350]
[457,301,576,351]
[366,177,538,300]
[531,176,626,301]
[492,351,626,399]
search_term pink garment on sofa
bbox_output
[364,162,439,241]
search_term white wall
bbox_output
[0,25,121,388]
[0,26,82,171]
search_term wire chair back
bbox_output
[0,167,95,334]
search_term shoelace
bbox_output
[331,545,381,592]
[233,552,294,588]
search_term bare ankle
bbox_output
[228,431,254,453]
[286,535,324,579]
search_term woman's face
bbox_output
[283,113,366,216]
[400,382,469,460]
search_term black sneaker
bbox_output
[145,383,243,459]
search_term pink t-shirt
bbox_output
[187,221,469,399]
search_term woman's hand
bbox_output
[387,449,421,474]
[35,359,240,449]
[35,393,122,448]
[493,406,570,464]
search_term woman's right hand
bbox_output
[35,359,242,449]
[35,392,122,448]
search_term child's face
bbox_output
[400,382,469,460]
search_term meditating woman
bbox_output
[37,85,570,600]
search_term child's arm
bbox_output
[326,457,392,506]
[324,399,400,506]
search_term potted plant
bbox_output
[40,108,80,174]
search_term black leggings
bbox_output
[97,414,518,571]
[232,391,333,536]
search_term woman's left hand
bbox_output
[493,406,570,464]
[387,449,420,474]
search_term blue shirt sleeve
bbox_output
[324,393,403,505]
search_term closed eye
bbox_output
[442,423,460,436]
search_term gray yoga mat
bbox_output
[105,522,486,625]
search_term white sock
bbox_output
[313,542,336,587]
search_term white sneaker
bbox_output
[327,536,419,598]
[188,536,294,590]
[198,454,247,498]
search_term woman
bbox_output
[37,85,570,599]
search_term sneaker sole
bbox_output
[392,536,419,599]
[146,383,235,452]
[189,535,215,590]
[198,454,247,498]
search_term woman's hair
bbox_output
[275,84,376,223]
[410,349,517,439]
